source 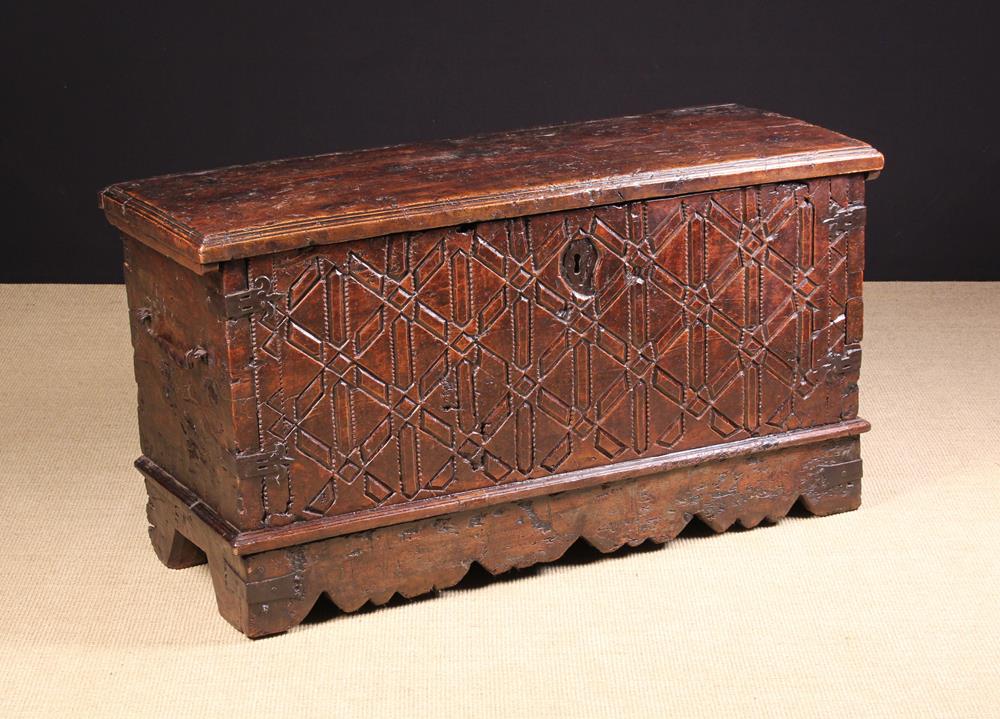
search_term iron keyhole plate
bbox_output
[561,236,598,296]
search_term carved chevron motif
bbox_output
[237,177,866,527]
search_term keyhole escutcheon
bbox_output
[561,236,598,295]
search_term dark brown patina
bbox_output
[103,104,882,637]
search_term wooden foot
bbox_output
[143,435,863,638]
[146,485,206,569]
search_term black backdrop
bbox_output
[3,1,998,283]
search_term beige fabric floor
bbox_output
[0,282,998,718]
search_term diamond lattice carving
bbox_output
[240,178,865,524]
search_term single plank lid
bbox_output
[100,104,883,269]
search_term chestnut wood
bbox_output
[146,435,863,638]
[104,105,881,637]
[137,418,870,556]
[100,104,882,268]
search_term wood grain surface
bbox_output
[146,435,863,638]
[101,105,882,267]
[107,105,879,636]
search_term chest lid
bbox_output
[101,104,882,270]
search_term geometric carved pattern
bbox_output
[242,177,866,526]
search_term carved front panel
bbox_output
[236,177,865,527]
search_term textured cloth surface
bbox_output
[0,282,997,718]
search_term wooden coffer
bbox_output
[101,105,883,637]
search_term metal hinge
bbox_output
[815,458,863,492]
[222,562,302,605]
[234,442,293,484]
[823,204,867,237]
[245,572,302,605]
[224,276,280,320]
[820,346,862,383]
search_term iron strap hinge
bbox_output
[224,276,280,320]
[245,572,301,605]
[222,563,302,605]
[823,204,867,237]
[234,443,293,485]
[820,345,862,382]
[815,458,863,492]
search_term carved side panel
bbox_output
[230,177,866,527]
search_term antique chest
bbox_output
[101,104,883,637]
